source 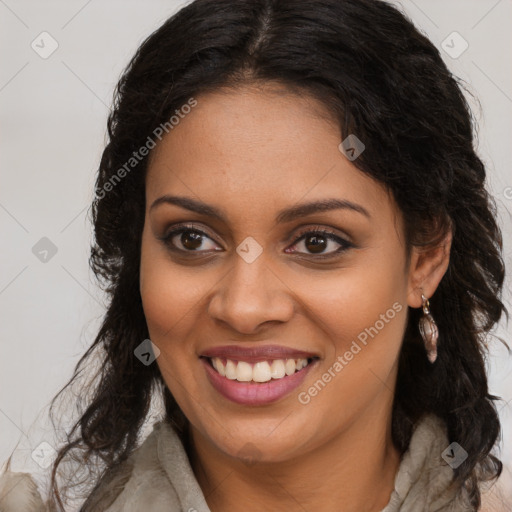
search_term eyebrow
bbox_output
[149,195,371,223]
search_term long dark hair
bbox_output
[45,0,508,509]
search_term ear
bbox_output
[407,228,452,308]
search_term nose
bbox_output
[207,251,295,335]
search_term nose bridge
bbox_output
[230,249,272,298]
[208,247,294,333]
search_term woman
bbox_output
[0,0,509,510]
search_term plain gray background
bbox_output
[1,0,511,503]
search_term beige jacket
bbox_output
[0,414,507,511]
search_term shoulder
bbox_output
[0,471,47,512]
[82,421,182,511]
[0,421,182,512]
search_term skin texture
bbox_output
[139,83,452,512]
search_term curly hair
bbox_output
[45,0,508,509]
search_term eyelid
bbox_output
[159,222,353,256]
[157,223,223,255]
[160,221,221,242]
[291,224,353,245]
[287,225,353,258]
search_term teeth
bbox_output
[210,357,310,382]
[212,357,225,377]
[225,359,237,380]
[253,361,272,382]
[270,359,285,379]
[295,359,307,371]
[285,359,296,376]
[236,361,253,382]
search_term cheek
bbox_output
[140,230,207,344]
[140,268,202,340]
[292,256,408,425]
[139,234,211,422]
[296,254,408,352]
[293,249,409,424]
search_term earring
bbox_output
[419,293,439,363]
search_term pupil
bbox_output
[182,231,202,250]
[306,235,326,253]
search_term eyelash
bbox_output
[158,223,354,259]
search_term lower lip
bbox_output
[201,358,316,406]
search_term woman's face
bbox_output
[140,83,414,463]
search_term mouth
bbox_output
[199,345,320,406]
[201,356,317,383]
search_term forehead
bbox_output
[145,85,396,226]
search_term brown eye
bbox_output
[180,231,203,250]
[285,228,353,258]
[160,227,221,253]
[303,233,328,254]
[159,224,353,259]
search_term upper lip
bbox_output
[200,345,318,362]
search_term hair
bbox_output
[44,0,508,509]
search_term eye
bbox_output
[285,226,353,258]
[158,223,353,258]
[159,224,221,253]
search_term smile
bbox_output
[199,345,319,406]
[207,357,313,382]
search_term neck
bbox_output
[189,403,401,512]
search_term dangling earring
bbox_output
[419,293,439,363]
